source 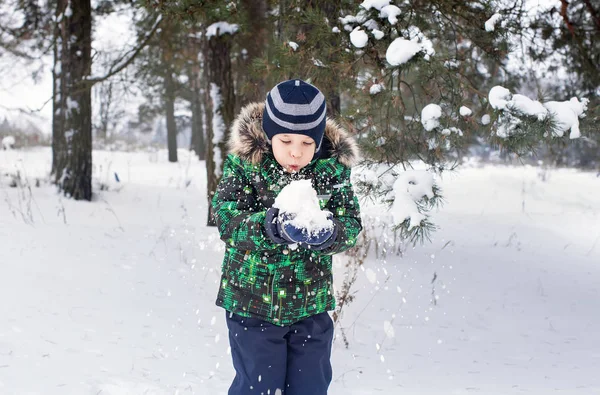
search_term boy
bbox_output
[212,79,362,395]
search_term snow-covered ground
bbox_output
[1,148,599,394]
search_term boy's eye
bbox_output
[303,141,314,146]
[280,140,291,144]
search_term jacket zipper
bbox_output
[270,274,276,320]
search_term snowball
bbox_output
[288,41,299,51]
[386,38,422,66]
[380,5,401,24]
[485,13,502,32]
[544,97,589,139]
[391,171,435,229]
[360,0,390,10]
[372,29,385,40]
[488,86,511,110]
[273,180,333,236]
[481,114,491,125]
[350,28,369,48]
[421,103,443,131]
[369,83,384,95]
[459,106,472,117]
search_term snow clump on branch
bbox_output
[206,22,239,38]
[489,85,589,139]
[350,28,369,48]
[391,171,435,230]
[421,104,443,131]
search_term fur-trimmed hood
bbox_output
[228,102,359,167]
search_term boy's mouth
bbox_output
[288,165,300,172]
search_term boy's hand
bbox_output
[279,212,334,245]
[264,207,293,245]
[270,210,337,251]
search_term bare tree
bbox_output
[94,79,126,143]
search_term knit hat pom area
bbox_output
[262,79,327,154]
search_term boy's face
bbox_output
[271,134,316,173]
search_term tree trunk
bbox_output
[240,0,268,104]
[189,61,205,160]
[97,81,113,143]
[205,32,235,226]
[318,0,341,116]
[52,0,93,200]
[51,0,67,176]
[164,68,178,163]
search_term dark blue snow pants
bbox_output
[225,311,334,395]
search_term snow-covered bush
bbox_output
[2,135,16,150]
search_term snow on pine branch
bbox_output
[489,85,589,139]
[418,86,589,143]
[484,13,502,32]
[353,164,441,244]
[385,38,423,65]
[206,22,239,38]
[459,106,472,117]
[343,1,434,64]
[421,104,443,131]
[391,170,435,230]
[360,0,391,10]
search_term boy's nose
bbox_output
[290,148,302,158]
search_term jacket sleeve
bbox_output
[211,154,280,251]
[312,166,363,256]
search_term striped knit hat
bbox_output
[262,79,327,154]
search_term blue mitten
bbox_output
[279,212,337,250]
[264,207,292,245]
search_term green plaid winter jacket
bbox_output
[211,102,362,326]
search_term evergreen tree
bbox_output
[148,0,594,237]
[524,0,599,169]
[250,0,592,243]
[2,1,163,200]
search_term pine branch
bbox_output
[583,0,600,31]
